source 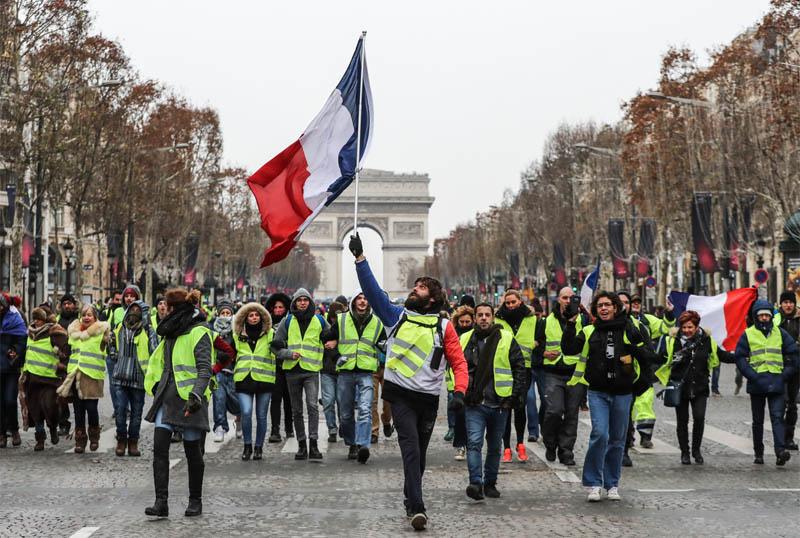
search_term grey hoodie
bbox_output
[271,288,333,363]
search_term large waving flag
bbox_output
[667,287,757,351]
[579,261,600,311]
[248,35,373,267]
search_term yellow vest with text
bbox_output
[144,325,212,400]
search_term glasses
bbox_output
[596,302,613,308]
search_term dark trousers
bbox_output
[270,367,293,435]
[751,392,786,456]
[503,369,531,448]
[452,403,467,449]
[675,395,707,453]
[541,372,584,457]
[392,397,437,515]
[0,373,19,434]
[784,372,799,443]
[73,399,99,429]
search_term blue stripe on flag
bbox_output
[667,291,690,317]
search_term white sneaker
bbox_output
[607,487,621,501]
[587,486,603,502]
[213,426,224,443]
[454,447,466,461]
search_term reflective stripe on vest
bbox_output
[544,313,582,367]
[459,329,514,397]
[337,312,383,372]
[144,325,212,400]
[496,315,536,369]
[383,312,448,396]
[283,316,323,372]
[67,332,107,380]
[23,337,59,378]
[234,330,276,383]
[745,326,784,374]
[568,325,639,387]
[115,325,151,374]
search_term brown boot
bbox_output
[74,427,87,454]
[127,438,141,457]
[115,435,127,457]
[88,426,101,452]
[11,430,21,446]
[34,432,46,451]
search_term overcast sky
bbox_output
[89,0,771,247]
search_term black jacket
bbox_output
[461,324,526,407]
[662,331,734,399]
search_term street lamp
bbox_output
[62,238,75,294]
[755,238,766,269]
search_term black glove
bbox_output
[448,391,465,412]
[349,233,363,258]
[183,392,203,416]
[563,302,579,320]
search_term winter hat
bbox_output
[780,291,797,305]
[60,293,77,305]
[458,294,476,309]
[122,284,141,299]
[32,307,49,323]
[334,295,348,306]
[751,299,774,318]
[216,299,235,315]
[165,288,191,308]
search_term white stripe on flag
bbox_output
[685,292,728,346]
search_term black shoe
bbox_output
[184,498,202,517]
[348,444,359,460]
[406,506,414,518]
[308,439,323,460]
[252,446,263,461]
[410,513,427,531]
[622,452,633,467]
[466,483,484,501]
[785,441,799,451]
[328,433,337,443]
[545,446,556,462]
[357,446,370,464]
[268,432,282,443]
[527,435,538,443]
[371,434,379,444]
[295,440,308,460]
[145,498,169,518]
[383,423,394,438]
[49,427,59,445]
[484,483,501,498]
[286,431,294,439]
[754,455,764,465]
[776,450,791,466]
[58,423,71,438]
[692,450,704,465]
[242,444,252,461]
[681,451,691,465]
[561,456,576,466]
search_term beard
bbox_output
[404,292,429,312]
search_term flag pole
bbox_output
[353,30,367,237]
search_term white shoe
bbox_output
[587,486,603,502]
[213,426,224,443]
[454,447,466,461]
[607,487,621,501]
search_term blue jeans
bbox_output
[237,392,271,447]
[526,368,543,438]
[114,386,145,439]
[711,365,720,393]
[582,390,632,489]
[465,405,507,485]
[337,371,374,447]
[212,372,241,431]
[106,357,120,415]
[320,373,340,435]
[154,407,202,441]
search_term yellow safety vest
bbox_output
[386,315,439,378]
[655,335,720,385]
[459,329,514,397]
[283,316,324,372]
[745,326,784,374]
[67,332,107,380]
[336,312,383,372]
[544,313,582,367]
[234,330,276,384]
[144,325,212,400]
[568,325,640,386]
[115,325,152,374]
[496,315,536,369]
[23,336,59,378]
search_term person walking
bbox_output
[447,305,474,460]
[775,291,800,450]
[143,288,212,518]
[266,293,293,442]
[55,294,79,437]
[60,305,110,453]
[494,289,536,463]
[734,299,799,466]
[561,291,650,502]
[232,302,276,461]
[272,289,334,461]
[321,301,347,445]
[334,291,386,463]
[0,293,27,448]
[211,300,241,443]
[527,298,546,443]
[349,234,468,531]
[109,301,159,457]
[656,310,734,464]
[461,302,526,500]
[19,307,68,450]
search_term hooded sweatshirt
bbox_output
[110,300,158,389]
[271,288,334,372]
[328,292,387,374]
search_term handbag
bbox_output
[661,379,684,407]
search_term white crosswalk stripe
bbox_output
[204,417,237,454]
[64,421,153,454]
[524,440,581,483]
[665,420,754,454]
[281,419,330,453]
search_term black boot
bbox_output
[295,440,308,460]
[681,451,691,465]
[145,428,171,517]
[308,439,323,460]
[253,446,263,460]
[242,444,252,461]
[268,429,282,443]
[622,451,633,467]
[183,439,204,517]
[348,444,359,460]
[692,449,704,465]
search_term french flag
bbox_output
[667,287,757,351]
[248,36,373,267]
[579,261,600,311]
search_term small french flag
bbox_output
[667,287,757,351]
[580,262,600,311]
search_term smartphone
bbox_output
[569,295,581,309]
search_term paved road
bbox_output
[1,366,798,537]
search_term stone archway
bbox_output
[300,168,434,300]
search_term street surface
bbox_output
[0,366,798,537]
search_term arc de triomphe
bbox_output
[301,168,434,300]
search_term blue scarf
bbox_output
[1,308,27,337]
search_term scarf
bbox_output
[496,304,527,328]
[28,322,53,340]
[213,315,233,336]
[157,303,200,339]
[245,321,262,342]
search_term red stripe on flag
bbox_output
[721,287,757,351]
[247,140,312,267]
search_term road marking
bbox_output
[68,527,100,538]
[745,421,773,432]
[205,417,237,454]
[665,421,753,454]
[525,440,581,483]
[578,417,680,455]
[637,489,695,493]
[169,458,181,469]
[281,419,330,454]
[748,488,800,492]
[64,422,153,454]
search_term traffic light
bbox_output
[29,254,41,274]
